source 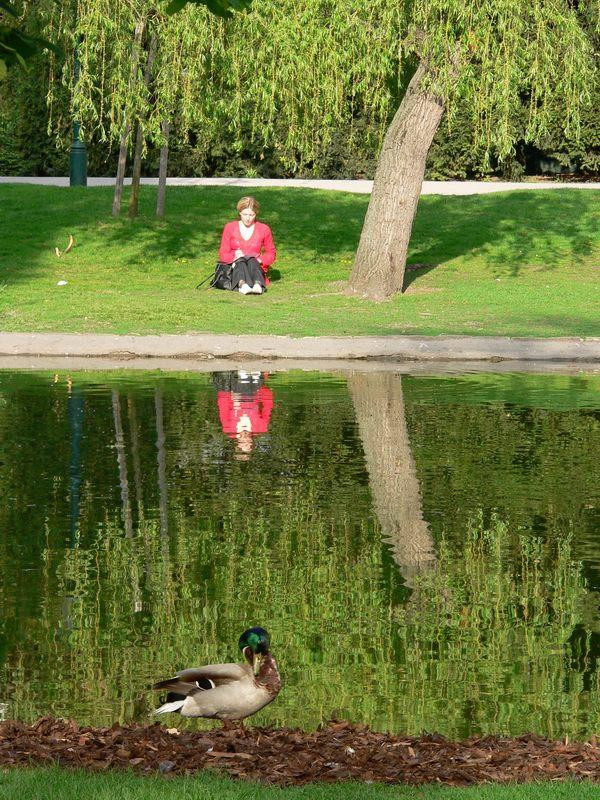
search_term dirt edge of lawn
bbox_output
[1,718,600,787]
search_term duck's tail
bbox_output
[155,697,185,714]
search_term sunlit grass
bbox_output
[1,768,599,799]
[0,185,598,337]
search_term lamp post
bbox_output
[70,35,87,186]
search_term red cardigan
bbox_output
[217,387,274,438]
[218,221,276,274]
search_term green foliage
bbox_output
[166,0,253,17]
[2,0,598,177]
[405,0,597,161]
[0,49,68,176]
[0,0,58,79]
[51,0,595,166]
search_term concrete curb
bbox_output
[0,333,598,362]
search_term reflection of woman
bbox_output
[217,371,274,457]
[218,196,276,295]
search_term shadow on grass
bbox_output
[370,314,600,338]
[402,264,438,292]
[98,186,366,269]
[0,185,366,287]
[409,190,598,277]
[0,184,597,292]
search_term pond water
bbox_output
[0,368,599,739]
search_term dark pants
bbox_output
[231,257,266,290]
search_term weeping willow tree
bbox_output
[41,0,596,244]
[43,0,403,201]
[168,0,597,295]
[42,0,251,215]
[348,0,599,298]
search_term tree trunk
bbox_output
[348,371,436,586]
[112,19,145,217]
[112,126,131,217]
[348,63,445,300]
[129,32,158,218]
[156,120,170,217]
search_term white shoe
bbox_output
[251,282,263,294]
[239,283,252,295]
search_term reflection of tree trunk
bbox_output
[113,391,142,611]
[127,395,144,517]
[128,394,151,584]
[155,389,169,560]
[111,390,133,538]
[348,372,435,585]
[67,389,84,546]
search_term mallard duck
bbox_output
[153,627,281,722]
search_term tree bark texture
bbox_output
[156,120,170,217]
[112,19,145,218]
[129,32,158,218]
[112,126,131,217]
[348,63,444,300]
[348,372,436,585]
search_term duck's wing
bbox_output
[153,662,249,694]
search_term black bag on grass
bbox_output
[211,261,233,290]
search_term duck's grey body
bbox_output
[154,656,281,721]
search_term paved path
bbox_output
[0,333,598,363]
[2,176,599,194]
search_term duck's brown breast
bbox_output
[257,654,281,696]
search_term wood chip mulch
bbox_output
[1,717,600,786]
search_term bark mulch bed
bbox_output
[1,717,600,786]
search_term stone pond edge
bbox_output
[0,332,598,362]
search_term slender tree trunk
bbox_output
[129,32,158,218]
[112,19,145,217]
[156,120,170,217]
[348,63,445,300]
[348,371,436,586]
[112,127,131,217]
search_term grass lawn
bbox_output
[0,185,598,338]
[1,768,599,800]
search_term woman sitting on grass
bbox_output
[218,196,276,295]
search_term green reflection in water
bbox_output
[0,370,598,738]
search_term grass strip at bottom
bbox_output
[0,768,598,800]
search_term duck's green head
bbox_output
[239,627,271,676]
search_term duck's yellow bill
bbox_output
[253,653,264,676]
